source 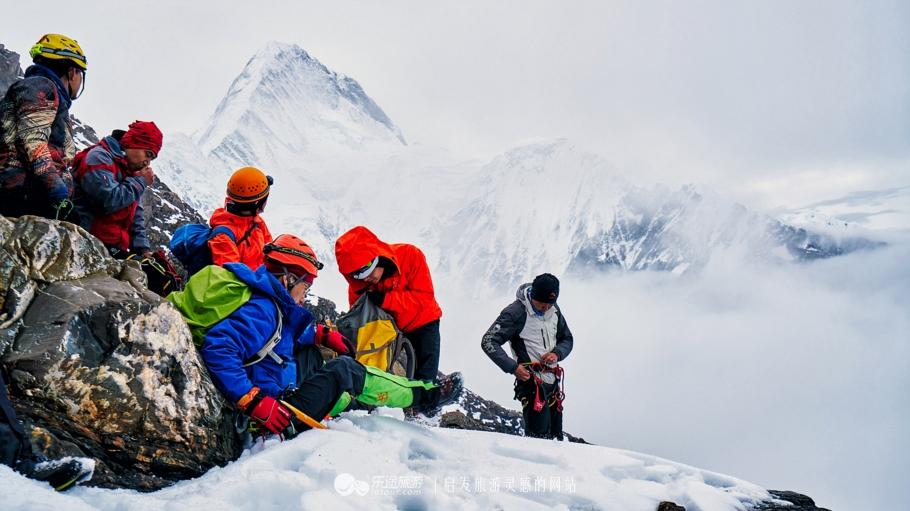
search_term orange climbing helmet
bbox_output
[226,166,273,203]
[264,234,323,278]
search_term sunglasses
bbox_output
[284,270,311,291]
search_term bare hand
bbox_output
[540,352,558,365]
[515,365,531,381]
[137,166,155,186]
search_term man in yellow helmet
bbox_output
[0,34,87,221]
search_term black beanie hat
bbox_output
[530,273,560,304]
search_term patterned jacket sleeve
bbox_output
[13,79,70,201]
[481,301,526,374]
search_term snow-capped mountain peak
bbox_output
[193,41,405,171]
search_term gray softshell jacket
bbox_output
[481,283,574,384]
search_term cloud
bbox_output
[441,239,910,510]
[4,0,908,204]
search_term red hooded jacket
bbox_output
[335,226,442,333]
[207,207,272,269]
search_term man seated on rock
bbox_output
[0,34,87,222]
[335,225,443,383]
[72,120,161,259]
[481,273,573,440]
[208,166,274,269]
[195,234,464,437]
[1,369,93,490]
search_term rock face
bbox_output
[0,44,23,94]
[0,216,239,490]
[754,490,832,511]
[141,177,208,251]
[438,384,589,444]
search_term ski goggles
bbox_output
[350,257,379,280]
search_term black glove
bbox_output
[366,291,385,307]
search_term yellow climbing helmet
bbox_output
[29,34,87,70]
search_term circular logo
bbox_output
[334,473,357,496]
[354,479,370,496]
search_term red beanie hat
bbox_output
[120,120,163,155]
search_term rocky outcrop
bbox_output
[0,44,22,94]
[141,177,208,251]
[0,216,239,490]
[649,490,832,511]
[438,385,589,443]
[754,490,832,511]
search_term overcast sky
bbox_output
[4,0,908,208]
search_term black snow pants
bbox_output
[404,319,441,382]
[515,377,564,440]
[288,345,368,425]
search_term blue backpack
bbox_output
[169,224,237,275]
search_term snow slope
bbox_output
[0,410,772,511]
[196,41,405,172]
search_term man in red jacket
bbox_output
[208,166,274,269]
[335,226,442,382]
[72,120,161,258]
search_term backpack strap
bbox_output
[241,301,284,367]
[236,221,258,247]
[209,225,237,243]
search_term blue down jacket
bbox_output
[201,263,316,402]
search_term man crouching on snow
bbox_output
[481,273,573,440]
[189,234,463,438]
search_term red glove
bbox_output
[238,387,292,435]
[315,324,354,355]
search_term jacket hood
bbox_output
[516,283,532,303]
[335,226,397,275]
[24,64,72,107]
[516,282,555,319]
[101,135,125,158]
[224,262,295,313]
